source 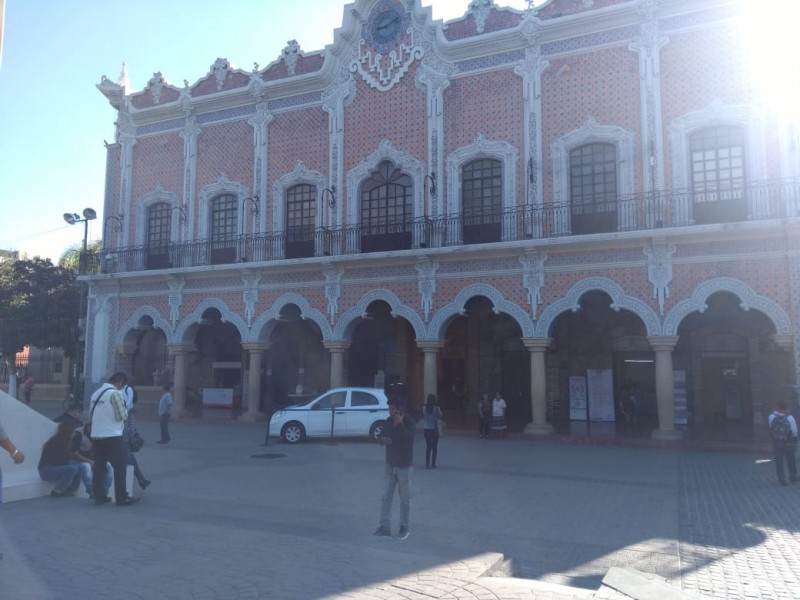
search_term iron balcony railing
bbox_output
[90,177,800,275]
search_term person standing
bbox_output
[123,409,151,490]
[157,383,173,444]
[21,376,35,404]
[478,392,491,438]
[0,418,25,504]
[421,394,443,469]
[88,372,139,506]
[374,400,415,539]
[768,399,798,486]
[491,391,507,439]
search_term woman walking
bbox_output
[421,394,443,469]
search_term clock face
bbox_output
[373,9,402,45]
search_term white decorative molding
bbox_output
[179,110,202,233]
[446,134,519,241]
[668,99,768,190]
[115,306,173,347]
[519,250,547,320]
[242,273,261,327]
[346,140,426,230]
[351,26,423,92]
[629,1,668,195]
[117,101,137,233]
[249,293,332,342]
[663,277,792,337]
[211,58,230,91]
[415,52,455,218]
[198,174,250,238]
[322,74,357,228]
[514,44,549,213]
[550,117,636,235]
[273,161,326,232]
[468,0,495,34]
[136,185,182,247]
[148,72,165,104]
[333,289,427,341]
[166,278,184,329]
[282,40,302,76]
[248,102,273,233]
[174,298,248,345]
[415,257,439,321]
[643,240,675,316]
[428,283,536,339]
[323,263,344,323]
[535,277,662,338]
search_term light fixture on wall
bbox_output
[424,172,437,198]
[322,185,337,209]
[172,204,188,224]
[103,214,124,245]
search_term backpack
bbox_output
[770,413,793,443]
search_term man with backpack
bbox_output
[768,399,798,486]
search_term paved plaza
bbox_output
[2,407,799,600]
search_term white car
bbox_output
[269,387,390,444]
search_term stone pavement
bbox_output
[1,406,799,599]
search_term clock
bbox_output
[373,9,402,45]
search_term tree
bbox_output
[59,240,102,273]
[0,258,80,359]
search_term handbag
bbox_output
[129,432,144,452]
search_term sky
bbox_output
[0,0,531,262]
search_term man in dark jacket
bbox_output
[374,400,415,539]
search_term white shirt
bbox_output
[768,411,799,437]
[492,398,506,417]
[122,385,135,410]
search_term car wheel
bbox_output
[282,422,305,444]
[369,421,385,440]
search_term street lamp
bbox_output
[63,207,96,409]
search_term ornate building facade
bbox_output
[89,0,800,440]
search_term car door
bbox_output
[346,390,384,435]
[306,391,348,437]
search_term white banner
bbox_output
[569,376,588,421]
[587,369,616,422]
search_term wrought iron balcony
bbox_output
[88,177,800,275]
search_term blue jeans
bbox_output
[39,464,81,493]
[70,462,112,496]
[380,465,412,529]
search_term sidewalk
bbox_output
[2,400,798,599]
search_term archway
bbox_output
[674,291,789,439]
[266,303,326,408]
[440,296,528,425]
[347,300,420,412]
[189,308,244,413]
[129,316,168,386]
[549,290,652,435]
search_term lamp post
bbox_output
[63,207,97,409]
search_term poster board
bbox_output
[586,369,615,422]
[673,370,688,425]
[569,376,588,421]
[202,388,233,407]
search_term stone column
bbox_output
[323,341,350,389]
[522,338,554,435]
[648,336,682,440]
[168,344,194,418]
[417,340,445,403]
[241,343,267,421]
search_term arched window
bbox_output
[360,160,413,253]
[285,183,317,259]
[462,158,502,244]
[569,143,618,234]
[689,125,746,224]
[145,202,172,269]
[210,194,238,264]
